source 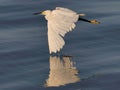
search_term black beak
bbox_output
[33,12,42,15]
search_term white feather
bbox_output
[46,7,79,53]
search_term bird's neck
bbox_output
[45,13,52,20]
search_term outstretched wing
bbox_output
[47,7,79,54]
[55,7,77,14]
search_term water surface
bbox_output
[0,0,120,90]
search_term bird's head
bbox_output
[33,10,51,16]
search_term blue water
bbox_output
[0,0,120,90]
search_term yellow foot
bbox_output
[90,20,100,24]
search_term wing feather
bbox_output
[47,7,79,53]
[55,7,77,14]
[48,21,65,53]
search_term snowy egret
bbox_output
[34,7,100,54]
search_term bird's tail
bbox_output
[79,14,85,16]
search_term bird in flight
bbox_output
[34,7,100,54]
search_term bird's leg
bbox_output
[78,17,100,24]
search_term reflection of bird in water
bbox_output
[45,56,80,87]
[34,7,100,54]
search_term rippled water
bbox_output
[0,0,120,90]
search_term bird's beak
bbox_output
[33,12,43,15]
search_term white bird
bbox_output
[34,7,100,54]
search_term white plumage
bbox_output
[43,7,79,53]
[34,7,100,54]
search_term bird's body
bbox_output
[34,7,100,54]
